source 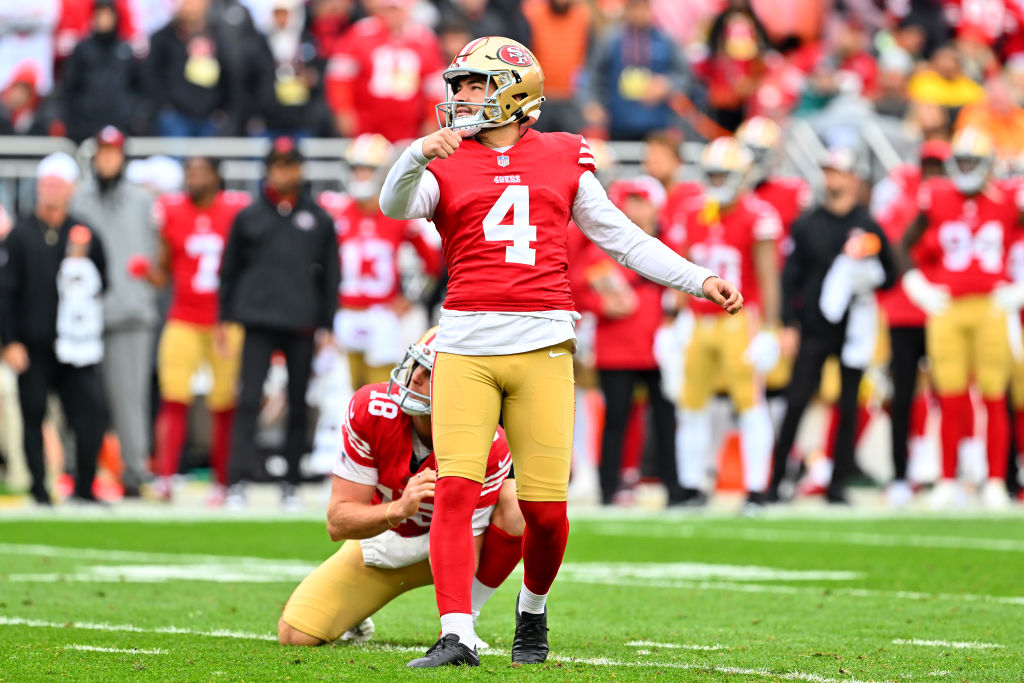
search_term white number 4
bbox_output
[483,185,536,266]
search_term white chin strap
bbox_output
[452,115,482,137]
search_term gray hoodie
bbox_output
[71,175,157,330]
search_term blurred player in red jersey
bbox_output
[641,130,702,243]
[870,140,950,505]
[325,0,444,141]
[673,137,782,512]
[901,127,1023,509]
[131,157,249,504]
[380,36,741,668]
[572,176,684,506]
[278,329,524,649]
[319,133,441,389]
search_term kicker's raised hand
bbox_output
[421,128,462,160]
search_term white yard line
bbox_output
[0,617,944,681]
[363,644,871,682]
[0,616,277,642]
[559,576,1024,607]
[892,638,1002,650]
[64,644,167,655]
[0,543,314,567]
[590,524,1024,553]
[626,640,726,651]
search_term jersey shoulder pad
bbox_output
[534,131,597,173]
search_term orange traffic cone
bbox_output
[715,431,745,492]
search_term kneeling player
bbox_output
[278,329,523,647]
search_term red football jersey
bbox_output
[679,192,781,316]
[156,190,250,325]
[661,180,704,250]
[427,129,596,313]
[572,241,664,370]
[333,383,512,538]
[752,177,811,238]
[319,191,440,308]
[325,17,444,142]
[916,177,1022,296]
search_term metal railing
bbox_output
[0,123,914,216]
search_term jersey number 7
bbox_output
[483,185,537,266]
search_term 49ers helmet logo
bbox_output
[497,45,533,66]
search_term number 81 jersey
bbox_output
[916,176,1022,296]
[156,191,251,325]
[427,128,596,312]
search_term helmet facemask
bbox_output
[703,167,747,206]
[387,338,436,416]
[947,153,992,195]
[436,69,543,137]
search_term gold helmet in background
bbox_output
[700,136,753,206]
[948,126,995,195]
[436,36,545,134]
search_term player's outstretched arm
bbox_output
[572,171,741,312]
[379,132,453,221]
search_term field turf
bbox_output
[1,509,1023,681]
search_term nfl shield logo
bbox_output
[497,154,510,167]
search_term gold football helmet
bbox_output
[436,36,545,134]
[700,136,753,206]
[344,133,393,201]
[736,115,781,185]
[948,126,995,195]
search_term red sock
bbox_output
[475,524,523,589]
[824,405,839,459]
[430,476,482,616]
[854,405,871,445]
[984,397,1009,481]
[938,394,970,479]
[155,401,189,478]
[519,500,569,596]
[210,408,235,486]
[909,393,928,438]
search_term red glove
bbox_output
[126,254,151,279]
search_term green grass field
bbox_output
[2,509,1024,682]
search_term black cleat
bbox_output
[512,599,549,664]
[406,634,479,668]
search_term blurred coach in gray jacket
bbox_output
[71,126,157,497]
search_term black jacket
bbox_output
[146,20,232,119]
[782,204,897,339]
[63,32,146,141]
[219,188,339,331]
[0,215,107,347]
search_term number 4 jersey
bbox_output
[917,177,1022,296]
[155,191,251,325]
[427,128,596,313]
[333,383,513,538]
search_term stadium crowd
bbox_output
[1,0,1024,511]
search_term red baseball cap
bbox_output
[96,125,125,149]
[265,136,303,165]
[919,140,951,162]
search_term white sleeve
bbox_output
[379,137,441,220]
[332,449,379,486]
[571,171,716,297]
